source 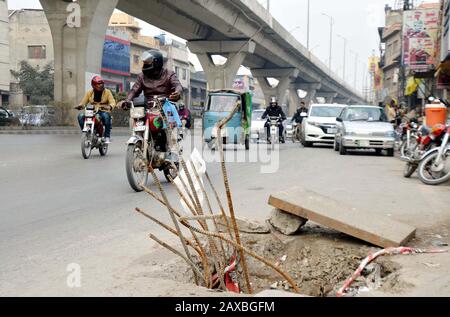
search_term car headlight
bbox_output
[345,131,356,136]
[385,131,395,138]
[308,121,321,127]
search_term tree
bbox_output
[11,61,54,105]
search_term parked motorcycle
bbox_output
[79,104,108,159]
[418,124,450,185]
[124,97,181,192]
[399,120,420,157]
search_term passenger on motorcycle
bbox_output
[76,76,116,144]
[262,99,287,143]
[121,49,183,158]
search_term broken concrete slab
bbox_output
[268,208,307,235]
[268,187,416,248]
[216,216,270,234]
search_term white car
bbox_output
[334,105,396,156]
[301,104,346,147]
[250,109,266,143]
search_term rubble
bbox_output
[216,216,270,234]
[268,208,307,236]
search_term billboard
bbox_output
[403,8,440,71]
[101,35,131,76]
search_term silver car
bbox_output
[334,105,396,156]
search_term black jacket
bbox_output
[292,107,309,123]
[262,106,286,121]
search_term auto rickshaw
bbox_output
[203,90,253,150]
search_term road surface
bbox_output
[0,133,449,296]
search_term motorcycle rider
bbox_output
[291,101,308,124]
[178,103,191,129]
[75,76,116,144]
[121,49,183,158]
[262,98,287,143]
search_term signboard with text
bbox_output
[403,8,440,71]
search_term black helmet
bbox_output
[142,49,164,78]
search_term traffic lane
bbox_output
[1,135,449,296]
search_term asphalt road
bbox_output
[0,132,449,296]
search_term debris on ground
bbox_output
[269,187,417,248]
[216,216,270,234]
[268,208,307,235]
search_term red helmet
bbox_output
[91,76,105,92]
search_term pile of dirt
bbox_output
[151,223,412,297]
[239,225,394,297]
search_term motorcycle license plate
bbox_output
[271,127,277,134]
[327,128,337,134]
[85,118,93,123]
[134,125,146,132]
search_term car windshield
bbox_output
[342,107,387,122]
[252,111,265,120]
[208,95,240,112]
[310,106,344,117]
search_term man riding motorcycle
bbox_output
[292,101,308,125]
[121,49,183,157]
[262,99,287,143]
[178,103,191,129]
[76,76,116,144]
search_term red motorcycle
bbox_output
[418,124,450,185]
[401,124,443,178]
[78,104,108,159]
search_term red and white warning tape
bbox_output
[336,247,450,297]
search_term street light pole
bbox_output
[322,13,333,71]
[337,34,347,82]
[350,50,358,89]
[307,0,310,50]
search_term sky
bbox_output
[7,0,434,91]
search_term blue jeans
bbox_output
[78,111,112,138]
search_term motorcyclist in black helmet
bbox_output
[262,98,287,144]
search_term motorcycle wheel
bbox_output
[126,144,149,192]
[403,162,418,178]
[164,162,179,183]
[418,151,450,186]
[99,143,108,156]
[81,132,92,159]
[245,135,250,151]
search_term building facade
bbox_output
[0,0,9,107]
[379,6,403,104]
[190,69,207,117]
[8,9,55,108]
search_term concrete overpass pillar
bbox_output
[288,88,301,116]
[305,90,317,107]
[40,0,117,112]
[188,40,256,90]
[252,68,299,109]
[316,92,338,104]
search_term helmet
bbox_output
[142,49,164,78]
[91,76,104,92]
[270,97,278,107]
